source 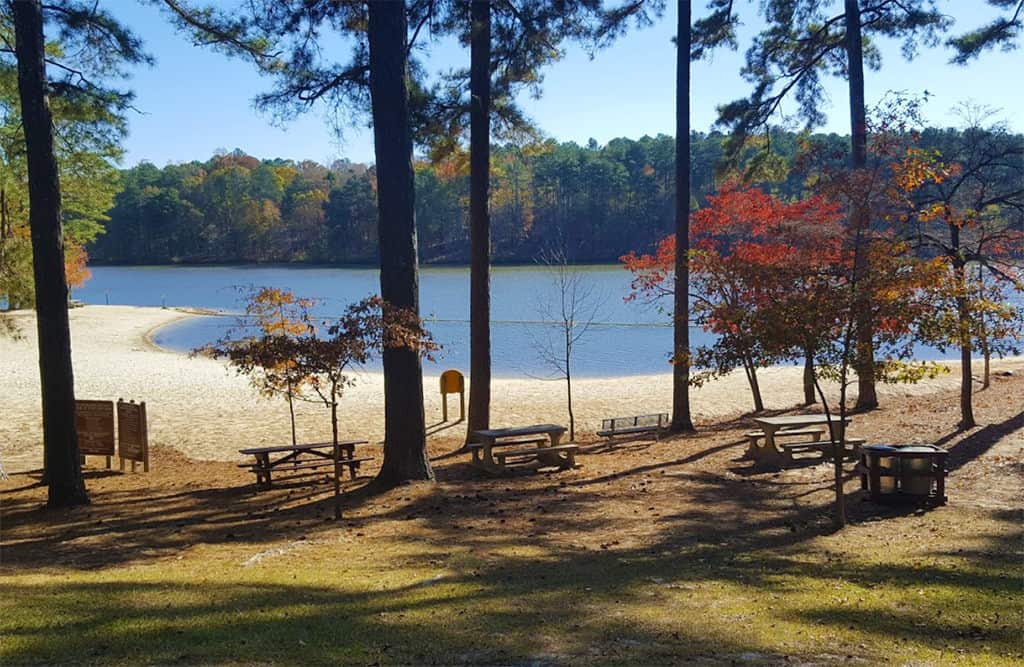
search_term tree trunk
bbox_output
[982,342,991,390]
[743,357,765,413]
[367,0,433,484]
[671,0,695,433]
[843,0,878,411]
[286,387,297,446]
[13,0,88,507]
[566,330,575,441]
[977,282,991,390]
[803,347,817,405]
[466,0,492,443]
[955,264,976,428]
[330,385,341,519]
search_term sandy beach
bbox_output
[2,305,1017,471]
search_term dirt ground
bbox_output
[2,367,1020,571]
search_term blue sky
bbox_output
[114,1,1022,167]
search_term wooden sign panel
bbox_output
[117,399,150,472]
[75,400,115,458]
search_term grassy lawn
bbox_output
[2,383,1022,665]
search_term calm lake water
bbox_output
[76,264,956,377]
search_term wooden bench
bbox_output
[495,444,579,467]
[598,413,669,439]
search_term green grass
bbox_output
[1,511,1020,666]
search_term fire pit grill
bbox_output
[858,444,948,505]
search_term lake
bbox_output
[75,264,956,377]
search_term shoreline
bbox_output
[140,306,221,352]
[142,307,982,378]
[2,305,1021,471]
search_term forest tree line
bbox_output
[90,130,833,265]
[89,126,1021,267]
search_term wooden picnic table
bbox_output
[748,415,853,467]
[469,424,577,475]
[238,440,370,490]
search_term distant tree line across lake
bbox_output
[88,130,833,265]
[89,126,1022,267]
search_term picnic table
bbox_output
[238,440,371,490]
[747,415,862,467]
[468,424,578,475]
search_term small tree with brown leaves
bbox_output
[199,287,316,445]
[296,296,437,457]
[293,296,436,511]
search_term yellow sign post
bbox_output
[439,369,465,422]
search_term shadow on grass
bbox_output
[2,474,1019,664]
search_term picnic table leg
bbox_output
[259,454,271,490]
[751,427,786,467]
[479,438,505,475]
[538,432,574,469]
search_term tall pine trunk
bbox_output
[13,0,88,507]
[367,1,433,484]
[671,0,695,433]
[466,0,491,442]
[843,0,878,411]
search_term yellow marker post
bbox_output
[439,369,465,422]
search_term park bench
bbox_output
[238,440,371,490]
[597,413,669,440]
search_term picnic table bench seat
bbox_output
[466,437,548,450]
[597,413,669,439]
[239,456,375,473]
[782,437,866,462]
[744,427,825,444]
[494,443,580,466]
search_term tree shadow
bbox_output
[426,417,463,437]
[936,409,1024,471]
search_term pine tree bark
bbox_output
[844,0,878,411]
[12,0,88,507]
[367,0,433,484]
[466,0,492,442]
[671,0,695,433]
